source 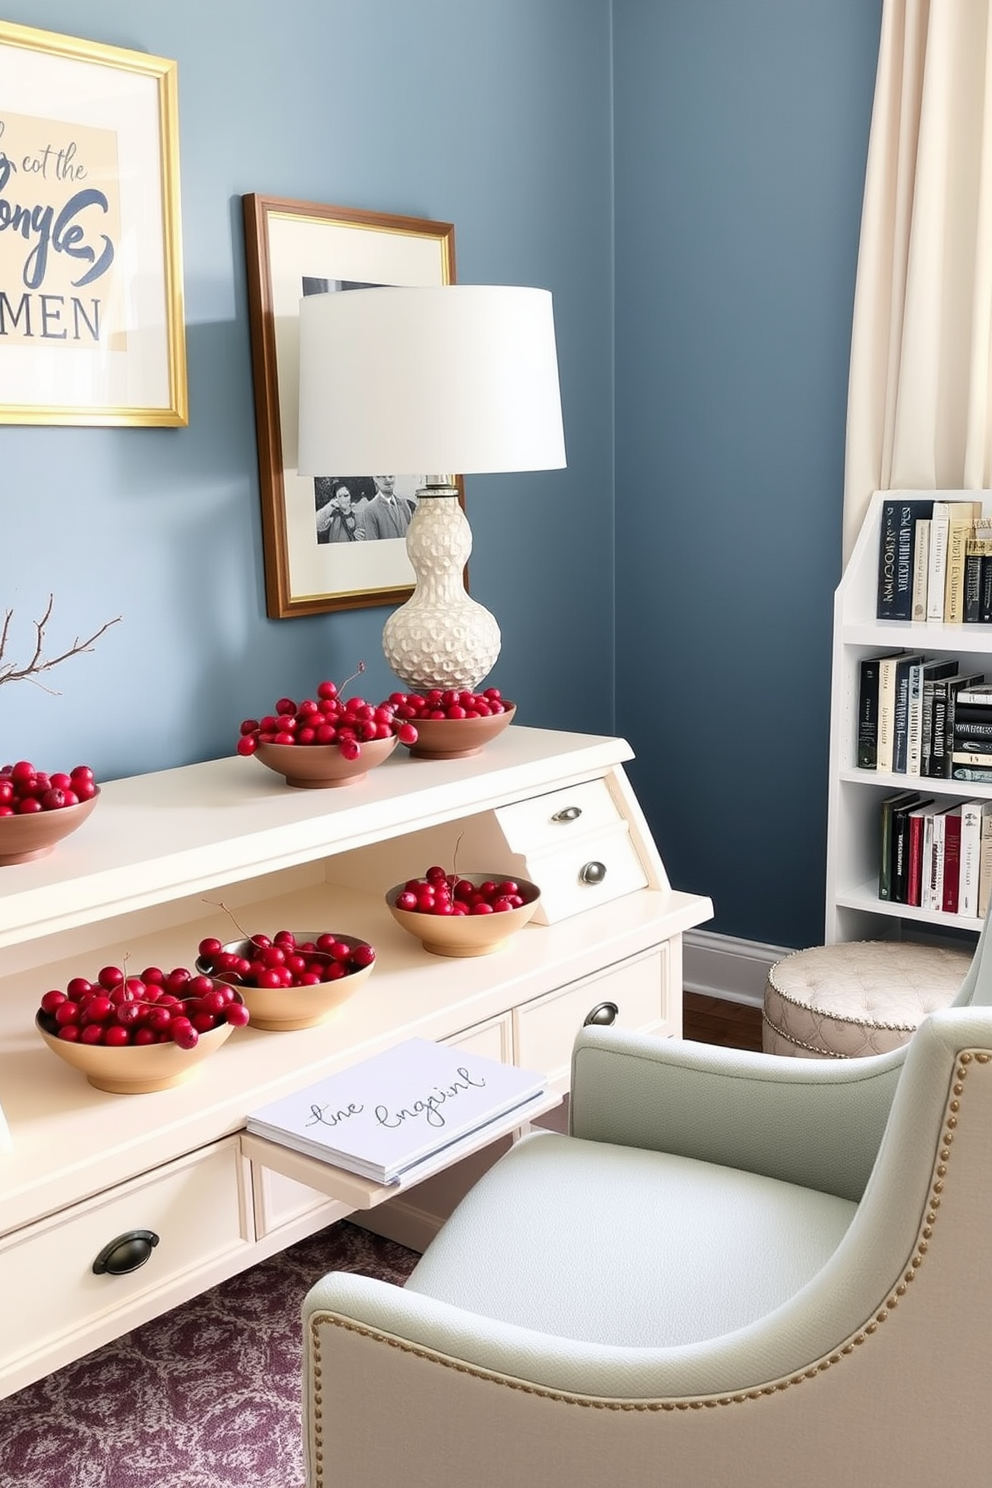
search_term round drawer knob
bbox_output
[92,1229,160,1276]
[583,1001,619,1027]
[552,805,583,823]
[579,860,607,884]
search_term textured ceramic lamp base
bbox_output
[382,487,500,692]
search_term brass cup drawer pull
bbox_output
[92,1229,160,1276]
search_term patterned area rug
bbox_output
[0,1221,419,1488]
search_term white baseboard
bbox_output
[683,929,794,1008]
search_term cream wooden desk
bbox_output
[0,726,712,1397]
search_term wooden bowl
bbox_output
[0,791,100,866]
[402,705,515,761]
[253,736,397,788]
[195,932,374,1031]
[35,992,244,1094]
[385,873,541,957]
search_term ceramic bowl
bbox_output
[195,932,375,1030]
[35,989,245,1094]
[0,790,100,866]
[385,873,541,957]
[402,705,516,761]
[253,736,397,788]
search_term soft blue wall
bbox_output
[613,0,882,948]
[0,0,615,779]
[1,1,884,951]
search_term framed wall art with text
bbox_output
[0,20,187,427]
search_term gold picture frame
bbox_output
[242,194,458,618]
[0,20,187,426]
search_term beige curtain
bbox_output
[844,0,992,563]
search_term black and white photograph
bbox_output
[243,195,456,617]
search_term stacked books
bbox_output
[876,495,991,623]
[878,790,992,917]
[247,1037,549,1185]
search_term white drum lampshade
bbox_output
[297,284,566,692]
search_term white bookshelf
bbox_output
[826,490,992,942]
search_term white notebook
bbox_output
[246,1037,547,1184]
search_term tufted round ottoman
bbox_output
[762,940,972,1058]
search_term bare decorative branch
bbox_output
[0,595,122,694]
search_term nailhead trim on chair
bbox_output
[307,1053,990,1483]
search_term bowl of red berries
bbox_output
[386,868,540,957]
[195,929,376,1030]
[34,964,249,1093]
[237,665,418,789]
[390,690,515,760]
[0,760,99,865]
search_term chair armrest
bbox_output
[569,1025,906,1200]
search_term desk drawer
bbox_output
[515,946,670,1087]
[495,778,624,853]
[0,1138,250,1382]
[528,823,647,923]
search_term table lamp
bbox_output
[296,283,566,692]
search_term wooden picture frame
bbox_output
[0,20,187,426]
[242,194,458,618]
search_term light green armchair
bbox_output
[303,925,992,1487]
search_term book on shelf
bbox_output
[878,652,910,772]
[959,799,983,918]
[905,800,939,907]
[952,765,992,782]
[245,1038,548,1185]
[877,498,927,620]
[941,804,963,913]
[979,803,992,918]
[945,513,980,622]
[891,653,925,774]
[982,551,992,623]
[911,519,931,622]
[954,683,992,707]
[963,537,992,622]
[923,673,986,778]
[922,803,956,912]
[857,651,904,769]
[879,789,924,900]
[906,658,958,776]
[952,750,992,767]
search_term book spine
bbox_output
[942,807,962,913]
[892,805,913,901]
[877,656,902,773]
[911,520,931,622]
[906,810,928,907]
[945,520,975,622]
[982,553,992,622]
[951,751,992,767]
[924,685,952,778]
[964,540,983,621]
[952,766,992,782]
[959,800,982,918]
[926,512,951,621]
[926,811,947,912]
[877,500,900,618]
[953,687,992,707]
[857,657,882,769]
[892,657,920,774]
[980,806,992,918]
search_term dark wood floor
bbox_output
[682,992,763,1051]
